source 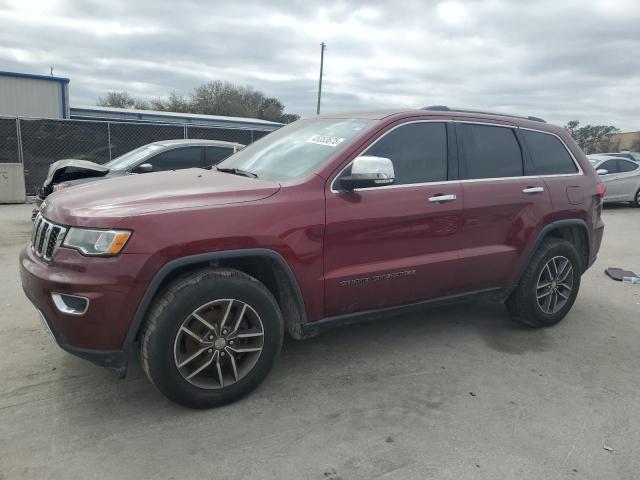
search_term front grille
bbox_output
[31,214,67,261]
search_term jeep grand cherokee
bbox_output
[20,107,605,408]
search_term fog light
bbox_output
[51,293,89,315]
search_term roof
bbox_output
[318,109,415,120]
[318,107,559,131]
[0,70,70,83]
[71,105,283,128]
[151,139,244,147]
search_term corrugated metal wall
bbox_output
[0,76,65,119]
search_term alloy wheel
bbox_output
[536,256,574,315]
[173,299,264,389]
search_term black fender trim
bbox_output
[122,248,307,353]
[505,219,591,299]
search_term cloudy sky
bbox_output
[1,0,639,130]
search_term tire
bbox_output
[633,188,640,208]
[506,238,582,328]
[140,268,284,408]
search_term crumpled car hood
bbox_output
[43,159,110,188]
[41,168,281,227]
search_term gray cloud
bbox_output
[0,0,639,130]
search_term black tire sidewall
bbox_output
[524,241,582,326]
[145,273,283,408]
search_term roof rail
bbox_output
[422,105,546,123]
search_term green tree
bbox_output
[564,120,620,154]
[97,91,146,109]
[280,113,301,124]
[258,97,285,122]
[97,81,299,122]
[149,91,190,113]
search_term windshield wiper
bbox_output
[216,167,258,179]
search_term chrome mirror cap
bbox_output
[339,156,395,191]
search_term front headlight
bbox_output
[52,182,72,192]
[62,228,131,256]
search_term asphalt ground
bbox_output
[1,202,639,479]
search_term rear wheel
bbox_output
[633,188,640,208]
[506,238,582,327]
[141,268,283,408]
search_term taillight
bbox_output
[596,183,606,199]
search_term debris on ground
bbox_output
[605,267,638,282]
[603,445,614,452]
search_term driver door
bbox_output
[323,121,464,317]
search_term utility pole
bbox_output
[316,42,326,115]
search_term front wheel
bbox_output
[506,238,582,328]
[633,188,640,208]
[140,268,284,408]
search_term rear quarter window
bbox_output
[617,159,639,173]
[522,130,578,175]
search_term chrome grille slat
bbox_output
[30,214,66,261]
[34,217,45,250]
[37,222,49,253]
[31,217,42,244]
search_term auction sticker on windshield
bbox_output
[306,135,345,147]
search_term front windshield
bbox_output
[217,118,375,181]
[104,144,164,171]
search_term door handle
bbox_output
[522,186,544,194]
[428,194,457,203]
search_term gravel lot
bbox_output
[1,202,639,480]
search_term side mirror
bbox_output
[338,156,395,191]
[596,168,608,175]
[134,163,153,173]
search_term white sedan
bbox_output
[588,155,640,207]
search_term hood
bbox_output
[43,159,110,188]
[41,168,281,227]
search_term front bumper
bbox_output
[19,244,152,376]
[35,309,128,376]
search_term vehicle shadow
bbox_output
[112,298,556,411]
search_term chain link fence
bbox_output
[0,117,20,164]
[0,116,278,195]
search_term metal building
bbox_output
[70,105,283,131]
[0,71,70,119]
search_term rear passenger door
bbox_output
[455,122,553,292]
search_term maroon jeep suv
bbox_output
[20,107,605,408]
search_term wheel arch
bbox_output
[123,249,308,352]
[507,219,591,298]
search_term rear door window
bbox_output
[617,159,638,172]
[521,130,578,175]
[144,147,203,172]
[205,146,234,166]
[458,123,523,179]
[365,122,448,185]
